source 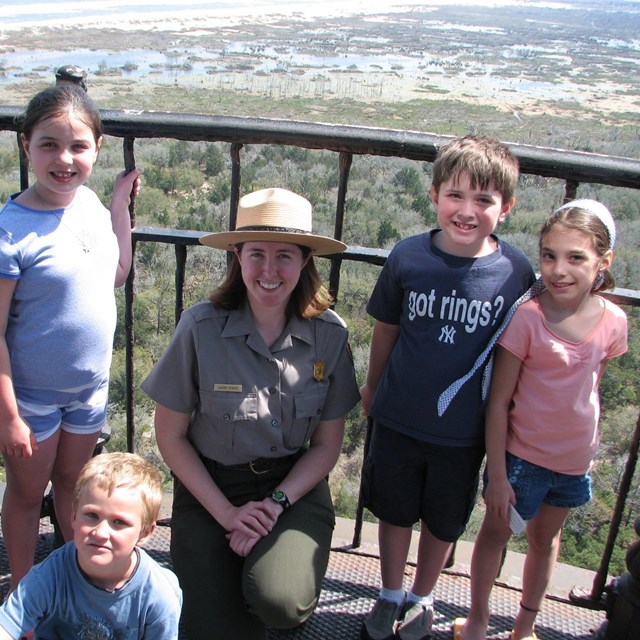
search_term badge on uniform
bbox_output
[313,361,325,382]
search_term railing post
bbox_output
[352,416,373,548]
[225,143,243,269]
[564,178,579,202]
[175,245,187,325]
[125,244,136,454]
[123,137,137,454]
[229,143,242,229]
[18,133,28,190]
[329,151,352,301]
[599,412,640,596]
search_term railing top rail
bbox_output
[2,107,640,189]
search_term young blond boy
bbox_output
[359,136,535,640]
[0,452,182,639]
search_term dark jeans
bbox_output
[170,457,335,640]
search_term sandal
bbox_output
[453,617,466,640]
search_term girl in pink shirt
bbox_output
[456,200,628,640]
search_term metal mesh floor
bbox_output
[265,551,606,640]
[0,518,606,639]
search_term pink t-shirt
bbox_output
[498,296,627,475]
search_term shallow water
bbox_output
[0,0,637,114]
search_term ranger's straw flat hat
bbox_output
[200,187,347,255]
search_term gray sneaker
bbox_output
[360,597,403,640]
[396,600,434,640]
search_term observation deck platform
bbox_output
[0,509,607,640]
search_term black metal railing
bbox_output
[1,106,639,611]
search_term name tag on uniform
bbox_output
[214,384,243,392]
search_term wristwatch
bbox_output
[270,489,291,510]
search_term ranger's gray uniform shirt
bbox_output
[142,301,360,464]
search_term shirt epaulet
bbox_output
[317,308,347,328]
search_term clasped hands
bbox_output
[223,497,284,557]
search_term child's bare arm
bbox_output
[110,168,142,288]
[484,345,523,522]
[360,320,400,416]
[0,279,36,457]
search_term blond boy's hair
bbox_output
[72,452,163,532]
[431,135,520,203]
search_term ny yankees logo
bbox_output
[439,325,456,344]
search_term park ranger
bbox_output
[143,187,359,640]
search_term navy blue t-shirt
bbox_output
[368,230,535,447]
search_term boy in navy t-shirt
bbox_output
[360,136,535,640]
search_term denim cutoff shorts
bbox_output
[505,452,592,520]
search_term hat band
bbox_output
[236,225,311,235]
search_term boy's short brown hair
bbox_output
[431,135,519,203]
[72,452,163,532]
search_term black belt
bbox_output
[211,452,300,475]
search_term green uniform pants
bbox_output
[170,457,335,640]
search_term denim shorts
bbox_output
[14,378,109,443]
[505,452,592,520]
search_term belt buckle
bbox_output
[249,459,270,475]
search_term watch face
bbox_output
[271,489,289,509]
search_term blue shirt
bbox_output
[0,542,182,639]
[0,187,119,389]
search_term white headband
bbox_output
[555,199,616,249]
